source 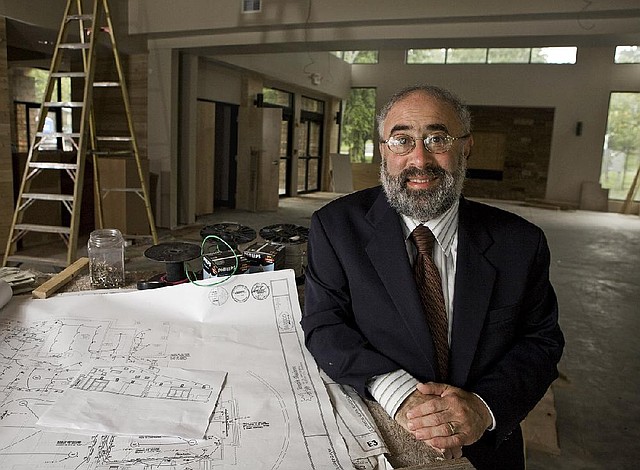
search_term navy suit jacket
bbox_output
[302,186,564,469]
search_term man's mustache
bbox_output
[400,166,447,181]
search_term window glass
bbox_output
[406,48,446,64]
[487,48,531,63]
[531,47,577,64]
[262,87,291,107]
[406,46,578,64]
[332,51,378,64]
[301,96,324,114]
[615,46,640,64]
[600,92,640,201]
[339,88,376,163]
[446,48,488,64]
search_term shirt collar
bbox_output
[400,199,459,254]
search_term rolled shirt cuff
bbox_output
[367,370,420,418]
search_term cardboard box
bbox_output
[243,242,286,273]
[202,251,249,278]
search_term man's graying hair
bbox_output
[376,85,472,138]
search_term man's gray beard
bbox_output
[380,156,467,221]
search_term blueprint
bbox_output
[37,364,227,438]
[0,269,374,470]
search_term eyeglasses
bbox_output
[381,132,471,156]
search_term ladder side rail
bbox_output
[80,0,104,229]
[90,109,104,229]
[65,0,104,265]
[3,0,79,266]
[101,0,158,244]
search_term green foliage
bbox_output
[446,48,487,63]
[407,49,445,64]
[488,48,530,63]
[406,47,576,64]
[600,93,640,200]
[341,88,376,163]
[615,46,640,63]
[333,51,378,64]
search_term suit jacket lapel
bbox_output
[449,199,497,387]
[364,190,437,376]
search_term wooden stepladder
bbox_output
[3,0,158,269]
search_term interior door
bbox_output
[259,107,282,211]
[196,100,215,215]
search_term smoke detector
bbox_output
[309,72,322,86]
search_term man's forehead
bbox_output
[385,94,458,133]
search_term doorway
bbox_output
[214,102,239,208]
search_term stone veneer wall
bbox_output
[463,105,555,201]
[0,18,13,255]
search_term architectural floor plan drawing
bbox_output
[0,270,368,469]
[36,363,227,438]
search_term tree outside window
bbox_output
[600,93,640,201]
[339,88,376,163]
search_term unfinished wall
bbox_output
[0,18,13,255]
[351,46,640,205]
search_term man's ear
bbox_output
[463,134,474,158]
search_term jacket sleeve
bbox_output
[301,210,404,397]
[470,228,564,447]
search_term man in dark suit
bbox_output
[301,85,564,469]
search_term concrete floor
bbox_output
[12,192,640,468]
[200,193,640,470]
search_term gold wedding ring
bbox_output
[447,421,456,436]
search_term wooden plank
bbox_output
[32,257,89,299]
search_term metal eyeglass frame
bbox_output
[381,132,471,155]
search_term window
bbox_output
[530,47,576,64]
[615,46,640,64]
[407,48,446,64]
[12,67,73,152]
[262,87,292,107]
[446,48,487,64]
[339,88,376,163]
[332,51,379,64]
[487,48,531,64]
[301,96,324,114]
[600,92,640,201]
[407,46,577,64]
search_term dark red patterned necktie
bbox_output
[410,225,449,381]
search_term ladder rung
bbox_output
[102,188,142,193]
[96,136,133,142]
[22,193,75,202]
[29,162,78,170]
[44,101,84,108]
[59,43,91,50]
[94,81,120,87]
[15,224,71,235]
[6,255,68,267]
[36,132,81,138]
[67,14,94,21]
[91,150,134,156]
[51,72,86,78]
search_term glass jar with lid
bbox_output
[87,228,125,288]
